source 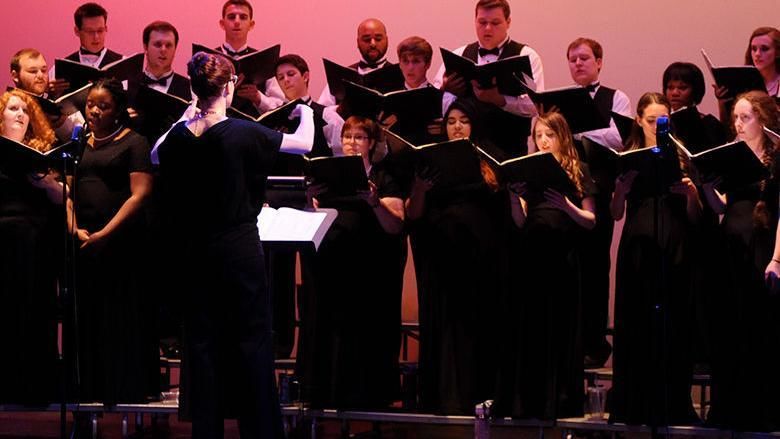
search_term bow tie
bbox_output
[142,73,173,87]
[585,82,600,93]
[222,45,251,58]
[478,46,501,57]
[358,59,384,70]
[80,48,103,57]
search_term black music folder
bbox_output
[227,99,303,130]
[611,111,635,146]
[192,43,280,91]
[701,49,766,99]
[341,81,441,141]
[9,83,91,117]
[671,136,769,193]
[440,47,532,96]
[517,80,610,134]
[476,146,577,195]
[304,155,369,196]
[0,137,78,173]
[55,53,144,90]
[384,130,484,190]
[322,58,404,102]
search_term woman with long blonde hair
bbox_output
[497,111,595,420]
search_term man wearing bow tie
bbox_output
[132,21,191,100]
[217,0,285,115]
[47,3,122,97]
[568,37,630,151]
[433,0,545,155]
[316,18,404,107]
[566,38,631,370]
[64,3,122,70]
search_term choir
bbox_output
[1,0,780,438]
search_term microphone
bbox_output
[70,123,85,143]
[68,123,87,163]
[655,115,670,150]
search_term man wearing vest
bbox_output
[567,37,631,369]
[433,0,544,156]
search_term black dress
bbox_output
[157,119,284,439]
[708,151,780,432]
[75,130,159,405]
[414,179,504,415]
[609,183,699,425]
[497,166,596,420]
[298,161,405,409]
[0,164,60,404]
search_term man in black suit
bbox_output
[65,2,122,68]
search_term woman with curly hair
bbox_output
[702,90,780,431]
[0,89,63,404]
[497,111,596,420]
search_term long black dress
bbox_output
[75,130,159,405]
[156,119,284,439]
[0,164,60,405]
[497,166,596,420]
[609,186,699,426]
[708,151,780,432]
[298,161,405,409]
[415,179,504,415]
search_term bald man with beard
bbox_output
[316,18,404,106]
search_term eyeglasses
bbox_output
[228,75,239,85]
[341,133,369,142]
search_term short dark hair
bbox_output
[567,37,603,60]
[662,62,706,105]
[90,78,130,124]
[188,52,235,100]
[10,48,43,74]
[397,36,433,64]
[475,0,510,20]
[275,54,309,76]
[142,21,179,47]
[74,2,107,29]
[222,0,253,19]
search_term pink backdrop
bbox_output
[1,0,773,334]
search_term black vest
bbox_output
[65,48,123,68]
[592,85,616,125]
[462,40,530,156]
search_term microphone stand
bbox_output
[58,126,85,439]
[650,116,671,438]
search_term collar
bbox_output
[478,36,511,58]
[80,47,105,57]
[405,80,430,90]
[358,57,386,70]
[585,82,600,93]
[222,42,250,57]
